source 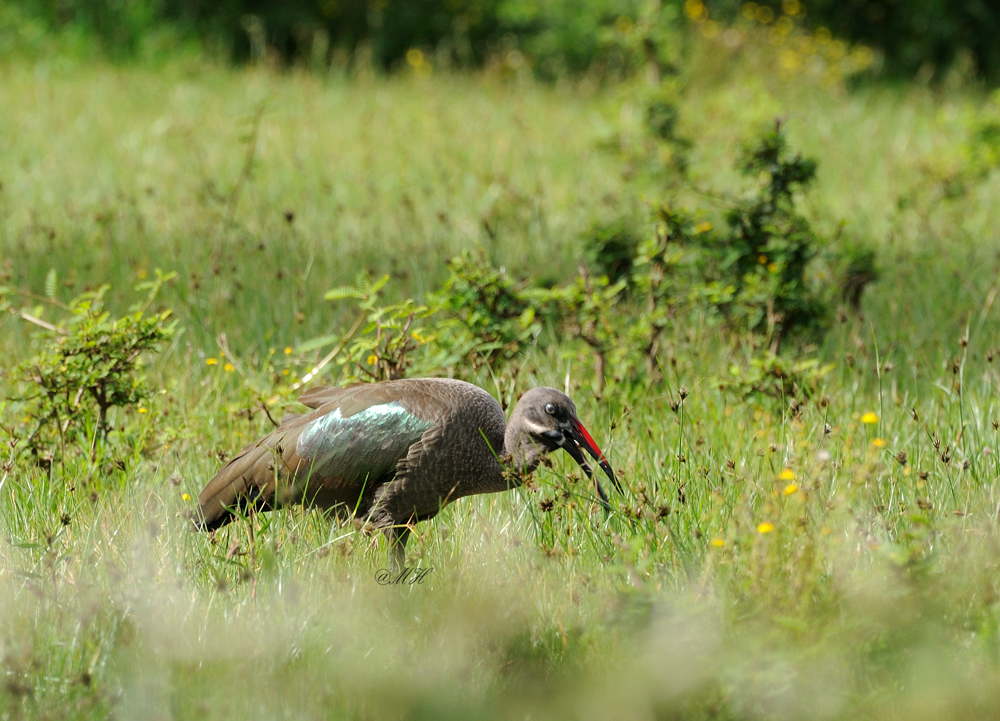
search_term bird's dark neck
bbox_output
[502,422,544,483]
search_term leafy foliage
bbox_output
[753,0,1000,83]
[320,272,435,383]
[497,0,648,79]
[628,208,688,378]
[545,268,627,394]
[633,121,836,352]
[311,256,548,385]
[430,252,544,371]
[642,86,691,176]
[9,0,1000,82]
[578,119,862,398]
[582,217,644,285]
[712,121,825,345]
[719,350,833,400]
[10,272,176,461]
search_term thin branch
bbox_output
[10,288,71,311]
[16,311,66,335]
[259,401,279,428]
[268,309,369,405]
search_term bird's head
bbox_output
[507,387,621,505]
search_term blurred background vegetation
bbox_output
[5,1,1000,719]
[4,0,999,82]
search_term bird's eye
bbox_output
[544,403,556,415]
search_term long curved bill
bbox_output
[561,419,621,508]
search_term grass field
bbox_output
[4,37,1000,720]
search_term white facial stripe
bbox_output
[521,417,553,437]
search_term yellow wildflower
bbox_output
[872,438,886,448]
[783,483,798,495]
[710,538,725,547]
[138,407,147,414]
[757,254,768,264]
[182,493,191,501]
[224,363,234,372]
[683,0,706,20]
[861,412,878,424]
[284,347,293,355]
[367,354,379,365]
[282,369,290,375]
[779,468,795,481]
[206,358,218,366]
[757,522,774,534]
[767,261,779,273]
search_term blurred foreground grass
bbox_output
[4,46,1000,720]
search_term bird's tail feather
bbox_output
[195,442,279,531]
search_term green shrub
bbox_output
[583,217,645,285]
[497,0,645,78]
[668,121,831,349]
[7,273,176,463]
[577,119,866,395]
[719,350,833,401]
[642,87,692,175]
[683,0,1000,83]
[318,272,439,383]
[304,255,547,389]
[9,0,1000,81]
[787,0,1000,83]
[430,252,544,371]
[838,244,879,312]
[545,269,628,394]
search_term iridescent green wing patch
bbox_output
[295,402,434,483]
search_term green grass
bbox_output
[4,39,1000,720]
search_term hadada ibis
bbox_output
[195,378,618,569]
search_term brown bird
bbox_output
[196,378,618,569]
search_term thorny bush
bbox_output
[5,271,176,464]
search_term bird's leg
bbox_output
[386,524,411,575]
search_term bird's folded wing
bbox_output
[197,382,439,528]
